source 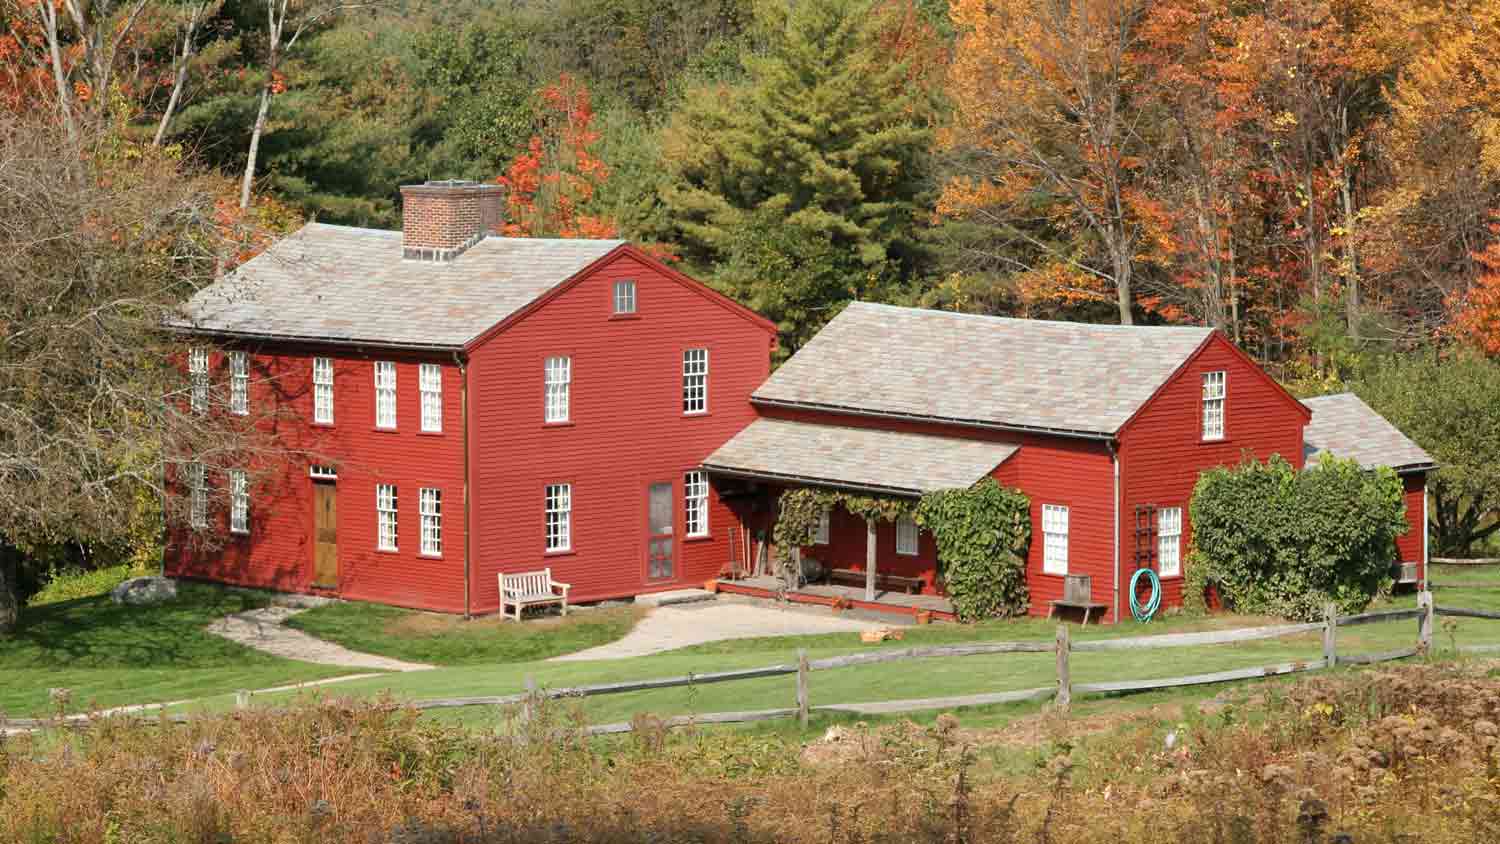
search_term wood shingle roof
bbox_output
[1301,393,1435,473]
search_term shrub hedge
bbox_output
[915,479,1032,621]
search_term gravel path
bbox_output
[551,599,887,661]
[206,606,434,672]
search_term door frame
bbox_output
[310,475,339,590]
[644,478,678,584]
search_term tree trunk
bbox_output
[153,5,204,147]
[1340,173,1360,340]
[37,0,76,143]
[0,552,18,635]
[1114,249,1133,325]
[239,81,273,209]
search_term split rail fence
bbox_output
[7,592,1500,735]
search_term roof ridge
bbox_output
[845,301,1215,333]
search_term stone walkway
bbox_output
[206,606,434,672]
[551,597,888,661]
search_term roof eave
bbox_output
[699,464,928,498]
[162,322,464,353]
[749,397,1117,441]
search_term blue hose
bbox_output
[1130,567,1162,622]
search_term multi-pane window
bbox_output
[376,484,398,551]
[682,348,708,414]
[613,279,636,315]
[189,347,209,413]
[1202,371,1226,440]
[1042,504,1069,575]
[228,351,248,415]
[1158,507,1182,577]
[188,462,207,529]
[813,509,831,545]
[545,484,572,551]
[375,361,397,429]
[896,515,919,556]
[544,356,571,423]
[684,471,709,537]
[313,357,334,424]
[229,469,249,534]
[419,487,442,556]
[419,363,442,432]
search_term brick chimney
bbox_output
[399,180,507,261]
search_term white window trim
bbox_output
[1202,370,1226,441]
[228,351,249,415]
[189,347,209,414]
[682,348,708,415]
[684,471,709,538]
[419,363,442,433]
[229,469,249,534]
[375,361,397,429]
[813,509,830,545]
[545,483,572,552]
[544,356,571,423]
[309,464,338,480]
[419,487,442,557]
[313,357,334,425]
[376,484,398,551]
[1042,504,1069,575]
[896,515,919,556]
[613,279,637,315]
[1158,507,1182,577]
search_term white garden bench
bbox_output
[499,568,571,621]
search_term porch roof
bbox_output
[701,418,1019,496]
[1301,392,1436,474]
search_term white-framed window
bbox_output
[229,469,249,534]
[813,509,831,545]
[375,361,397,429]
[419,487,442,556]
[1158,507,1182,577]
[613,279,636,314]
[896,515,919,556]
[313,357,334,424]
[189,347,209,413]
[545,483,572,551]
[544,356,571,423]
[684,471,709,537]
[1202,371,1226,440]
[682,348,708,414]
[419,363,442,432]
[376,483,398,551]
[309,464,338,479]
[228,351,248,415]
[1042,504,1069,575]
[188,461,207,529]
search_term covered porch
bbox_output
[703,417,1020,621]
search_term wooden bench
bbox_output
[828,568,924,595]
[1047,600,1109,626]
[499,568,571,621]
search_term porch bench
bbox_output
[828,568,924,595]
[1047,600,1109,627]
[499,568,571,621]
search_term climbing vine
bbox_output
[772,488,914,572]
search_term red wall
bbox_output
[466,252,774,610]
[166,345,469,612]
[1116,334,1309,613]
[1398,472,1427,582]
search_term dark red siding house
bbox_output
[703,303,1434,623]
[166,180,776,615]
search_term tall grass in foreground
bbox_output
[3,663,1500,842]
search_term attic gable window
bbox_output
[1202,371,1226,440]
[228,351,248,415]
[375,361,397,429]
[613,280,636,315]
[544,356,571,423]
[682,348,708,414]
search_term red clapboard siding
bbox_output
[1398,472,1427,581]
[166,344,469,612]
[752,405,1114,619]
[466,252,774,611]
[1116,333,1309,615]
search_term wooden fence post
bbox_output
[1417,591,1434,654]
[522,675,537,723]
[1055,625,1071,710]
[1323,603,1337,669]
[796,648,809,728]
[234,690,250,710]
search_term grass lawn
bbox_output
[180,585,1500,730]
[1,584,358,718]
[282,602,646,665]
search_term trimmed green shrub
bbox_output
[916,479,1032,621]
[1189,453,1407,620]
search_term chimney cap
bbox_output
[400,180,505,197]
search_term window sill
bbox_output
[372,426,399,434]
[542,421,575,429]
[417,429,446,437]
[544,548,576,558]
[682,411,711,419]
[375,548,400,555]
[230,529,249,537]
[310,421,335,429]
[609,313,640,321]
[684,534,713,543]
[420,552,444,559]
[1200,435,1229,444]
[1040,570,1069,578]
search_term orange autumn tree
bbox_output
[496,73,617,240]
[1452,221,1500,356]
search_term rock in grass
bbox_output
[110,576,178,606]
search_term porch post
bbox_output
[865,518,877,602]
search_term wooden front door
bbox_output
[647,481,675,580]
[313,481,338,588]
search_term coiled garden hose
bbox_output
[1130,567,1162,622]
